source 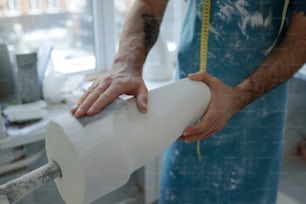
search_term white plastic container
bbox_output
[143,35,174,81]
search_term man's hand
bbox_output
[180,11,306,142]
[71,64,148,118]
[70,0,169,118]
[180,72,250,143]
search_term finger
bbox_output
[70,105,79,113]
[183,129,215,143]
[183,133,202,143]
[181,113,221,143]
[74,91,100,118]
[135,86,148,113]
[190,121,224,142]
[188,71,216,86]
[71,82,98,114]
[180,123,217,142]
[182,113,218,137]
[188,71,203,81]
[86,85,122,116]
[182,123,204,137]
[75,83,109,118]
[71,91,92,114]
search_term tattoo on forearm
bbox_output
[142,14,159,53]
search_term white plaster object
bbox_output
[45,78,211,204]
[3,100,48,122]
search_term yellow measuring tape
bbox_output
[200,0,211,72]
[265,0,290,55]
[197,0,211,162]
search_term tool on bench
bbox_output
[0,162,61,204]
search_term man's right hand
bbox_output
[70,0,170,118]
[71,63,148,118]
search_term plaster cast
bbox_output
[45,78,211,204]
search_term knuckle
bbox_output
[78,104,89,110]
[104,93,116,101]
[140,86,148,95]
[96,85,105,93]
[89,81,99,90]
[194,126,203,133]
[89,90,100,97]
[104,76,113,84]
[113,78,125,87]
[89,105,99,112]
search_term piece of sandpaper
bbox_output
[77,97,128,126]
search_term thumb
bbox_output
[188,71,213,84]
[135,87,148,113]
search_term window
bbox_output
[50,0,96,73]
[114,0,134,49]
[0,2,4,16]
[114,0,183,53]
[5,0,20,16]
[113,0,186,82]
[46,0,59,12]
[0,0,97,74]
[28,0,40,14]
[0,0,184,75]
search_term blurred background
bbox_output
[0,0,306,204]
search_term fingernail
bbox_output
[182,132,190,137]
[87,107,95,115]
[71,105,78,110]
[74,110,82,118]
[142,103,148,112]
[185,140,195,144]
[75,108,83,117]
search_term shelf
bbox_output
[0,104,69,150]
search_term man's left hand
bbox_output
[180,71,250,143]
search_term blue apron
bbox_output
[159,0,290,203]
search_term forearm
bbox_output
[113,0,168,73]
[236,11,306,107]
